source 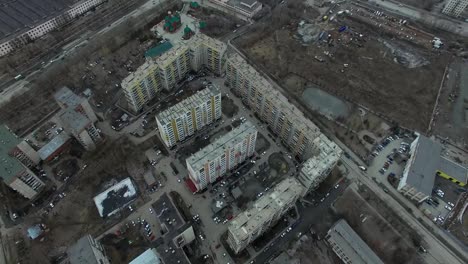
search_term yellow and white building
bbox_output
[121,33,227,112]
[156,85,222,148]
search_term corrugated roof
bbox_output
[0,125,24,182]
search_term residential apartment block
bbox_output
[0,0,105,57]
[0,126,45,199]
[157,86,222,148]
[186,121,257,191]
[206,0,263,21]
[297,134,342,197]
[121,33,227,112]
[326,219,384,264]
[122,60,162,113]
[226,54,323,160]
[67,234,110,264]
[54,86,98,123]
[227,178,304,253]
[442,0,468,17]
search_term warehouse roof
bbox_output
[0,0,75,41]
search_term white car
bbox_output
[448,202,455,207]
[445,205,452,211]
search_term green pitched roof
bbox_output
[0,126,24,182]
[145,41,173,58]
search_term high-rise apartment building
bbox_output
[156,86,222,148]
[226,54,323,160]
[122,60,163,113]
[121,33,227,113]
[298,134,342,197]
[67,234,110,264]
[0,126,45,199]
[186,121,257,191]
[227,178,304,253]
[442,0,468,17]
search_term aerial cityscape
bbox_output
[0,0,467,264]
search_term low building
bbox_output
[227,178,304,253]
[93,178,138,218]
[326,219,384,264]
[0,126,45,199]
[297,134,342,196]
[37,133,71,162]
[129,248,162,264]
[398,135,442,203]
[26,223,47,240]
[186,121,257,191]
[398,135,468,202]
[156,86,221,148]
[206,0,263,20]
[67,234,110,264]
[152,193,194,264]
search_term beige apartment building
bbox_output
[186,121,257,191]
[156,85,222,148]
[227,178,304,253]
[121,33,227,112]
[226,54,325,160]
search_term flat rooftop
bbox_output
[0,125,24,182]
[54,86,84,109]
[404,135,442,196]
[93,178,138,218]
[228,178,303,241]
[327,219,384,264]
[37,133,70,160]
[156,85,220,125]
[152,193,191,264]
[57,109,90,134]
[67,234,103,264]
[186,121,256,170]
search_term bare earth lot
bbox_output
[235,1,448,132]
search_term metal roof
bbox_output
[37,133,70,160]
[0,0,75,41]
[145,41,173,59]
[0,125,24,182]
[327,219,384,264]
[405,136,442,196]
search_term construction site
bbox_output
[235,0,453,134]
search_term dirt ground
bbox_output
[188,6,244,38]
[334,186,424,264]
[235,1,448,132]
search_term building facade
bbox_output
[156,86,221,148]
[226,54,325,160]
[0,126,45,199]
[186,121,257,191]
[206,0,263,21]
[227,178,304,253]
[297,134,342,196]
[442,0,468,17]
[326,219,384,264]
[67,234,110,264]
[0,0,105,57]
[122,61,163,113]
[121,34,227,112]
